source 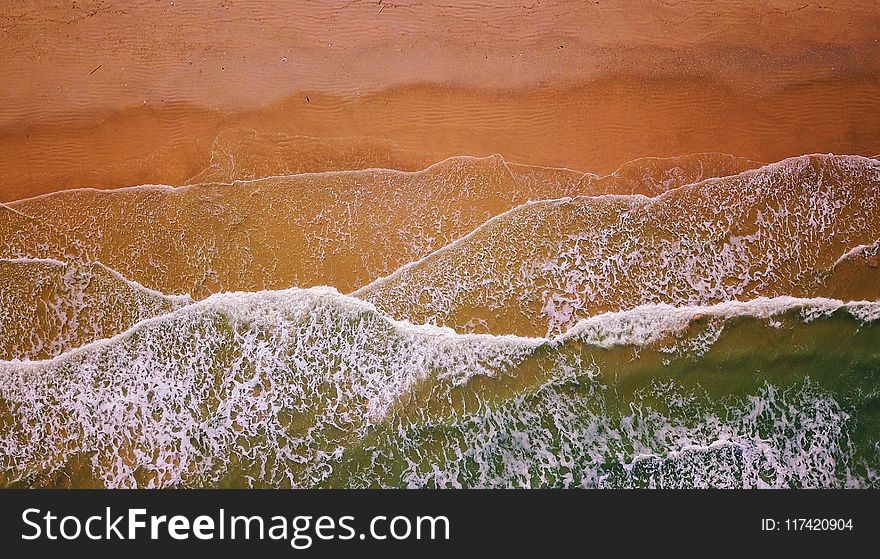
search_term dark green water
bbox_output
[333,312,880,488]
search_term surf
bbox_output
[1,289,877,488]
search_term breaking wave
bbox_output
[1,289,877,488]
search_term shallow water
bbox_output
[361,155,880,336]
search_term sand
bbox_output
[1,1,879,200]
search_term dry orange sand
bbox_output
[1,1,879,199]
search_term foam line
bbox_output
[93,261,193,303]
[831,240,880,268]
[353,153,878,295]
[4,286,877,367]
[0,256,66,266]
[6,155,523,205]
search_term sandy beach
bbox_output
[1,0,879,199]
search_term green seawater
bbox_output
[326,312,880,488]
[1,291,878,488]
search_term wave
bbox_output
[2,153,879,489]
[5,153,753,299]
[7,155,586,297]
[359,154,880,336]
[1,288,878,488]
[0,287,538,487]
[0,153,763,360]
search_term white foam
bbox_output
[6,287,878,367]
[557,296,879,347]
[0,256,66,266]
[383,373,860,489]
[93,261,193,303]
[360,153,880,335]
[0,259,190,360]
[1,288,874,487]
[831,240,880,268]
[0,286,540,487]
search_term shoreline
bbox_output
[3,73,880,201]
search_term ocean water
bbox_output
[0,258,189,360]
[4,153,762,299]
[0,154,878,488]
[0,290,878,488]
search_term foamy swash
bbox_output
[1,152,770,360]
[3,154,879,360]
[0,258,190,360]
[2,152,765,299]
[359,154,880,336]
[0,153,878,488]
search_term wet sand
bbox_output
[4,75,880,201]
